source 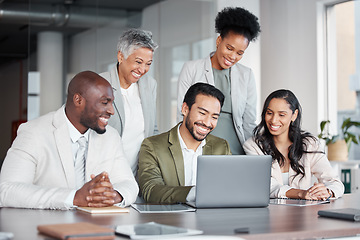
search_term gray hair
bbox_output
[117,28,158,59]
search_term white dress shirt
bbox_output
[64,111,89,207]
[121,83,145,176]
[282,172,289,186]
[177,125,206,202]
[64,112,127,207]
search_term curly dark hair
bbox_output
[215,7,261,42]
[253,89,323,181]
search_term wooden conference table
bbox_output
[1,193,360,240]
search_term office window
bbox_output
[324,0,359,158]
[334,1,356,112]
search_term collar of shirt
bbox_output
[120,81,139,96]
[177,123,206,153]
[177,123,206,187]
[64,108,90,144]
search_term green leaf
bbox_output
[320,120,330,133]
[341,118,351,134]
[346,132,356,139]
[320,118,360,149]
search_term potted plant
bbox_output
[318,117,360,161]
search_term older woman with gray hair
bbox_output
[100,28,158,177]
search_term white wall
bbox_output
[260,0,319,134]
[69,27,125,75]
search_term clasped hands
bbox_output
[301,182,332,200]
[74,171,122,207]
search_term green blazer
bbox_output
[138,123,231,204]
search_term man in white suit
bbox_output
[0,71,138,210]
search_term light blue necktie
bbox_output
[74,136,87,189]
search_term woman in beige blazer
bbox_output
[100,29,158,176]
[243,89,344,200]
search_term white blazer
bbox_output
[177,53,257,145]
[0,106,139,210]
[243,137,344,198]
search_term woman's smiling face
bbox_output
[117,47,153,89]
[265,98,298,139]
[211,31,249,70]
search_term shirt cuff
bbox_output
[66,189,125,208]
[113,189,125,207]
[65,190,77,209]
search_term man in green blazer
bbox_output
[138,83,231,203]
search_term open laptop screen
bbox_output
[191,155,272,208]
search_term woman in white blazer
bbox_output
[243,89,344,199]
[100,29,158,176]
[177,7,261,154]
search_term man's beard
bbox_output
[80,111,106,134]
[185,117,212,141]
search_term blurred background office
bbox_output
[0,0,359,167]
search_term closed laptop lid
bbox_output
[194,155,272,208]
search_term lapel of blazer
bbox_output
[168,123,186,186]
[272,160,284,184]
[202,137,213,155]
[110,64,125,135]
[53,106,75,188]
[204,53,215,85]
[229,65,241,118]
[138,78,150,137]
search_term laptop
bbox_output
[187,155,272,208]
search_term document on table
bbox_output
[269,198,330,207]
[131,203,196,213]
[77,206,130,214]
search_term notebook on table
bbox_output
[37,222,115,240]
[186,155,272,208]
[318,208,360,221]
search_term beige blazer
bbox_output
[243,137,344,198]
[138,123,231,204]
[0,106,138,210]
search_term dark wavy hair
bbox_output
[253,89,321,181]
[215,7,261,42]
